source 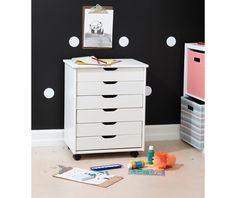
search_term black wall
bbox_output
[32,0,204,129]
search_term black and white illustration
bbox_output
[90,21,104,34]
[83,7,114,48]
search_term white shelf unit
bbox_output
[181,43,205,150]
[64,59,148,159]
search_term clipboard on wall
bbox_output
[82,4,114,49]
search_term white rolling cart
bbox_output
[64,59,148,160]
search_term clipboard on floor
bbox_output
[53,166,123,188]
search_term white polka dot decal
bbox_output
[146,86,152,96]
[44,88,55,99]
[69,36,80,47]
[166,36,176,47]
[119,36,129,47]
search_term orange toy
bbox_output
[153,152,176,169]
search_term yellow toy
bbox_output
[127,160,147,169]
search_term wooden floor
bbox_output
[32,140,204,198]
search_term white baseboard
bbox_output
[31,129,64,147]
[31,124,180,147]
[145,124,180,141]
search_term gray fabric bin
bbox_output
[180,96,205,150]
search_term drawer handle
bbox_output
[194,57,200,62]
[102,135,116,139]
[103,81,117,84]
[102,95,117,98]
[103,108,117,112]
[188,105,194,111]
[102,122,117,125]
[103,68,118,71]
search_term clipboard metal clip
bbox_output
[88,4,108,14]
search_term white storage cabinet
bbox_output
[181,43,205,150]
[64,59,148,160]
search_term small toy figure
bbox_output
[153,152,176,169]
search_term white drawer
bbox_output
[76,134,142,151]
[76,121,142,137]
[76,81,144,95]
[76,108,143,123]
[76,95,143,109]
[76,68,144,81]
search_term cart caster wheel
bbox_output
[130,151,139,158]
[73,154,81,161]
